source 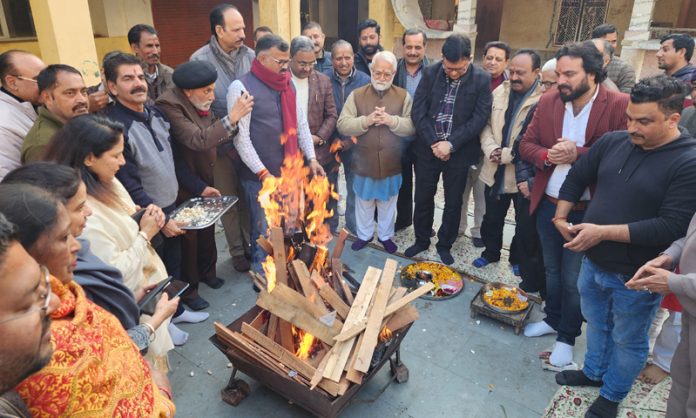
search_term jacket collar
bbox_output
[113,99,150,122]
[551,83,608,143]
[37,106,65,127]
[0,88,37,116]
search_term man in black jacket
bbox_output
[553,75,696,418]
[404,34,492,265]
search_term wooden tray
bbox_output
[469,287,534,335]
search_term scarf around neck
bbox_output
[250,58,298,157]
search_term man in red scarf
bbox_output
[227,34,324,280]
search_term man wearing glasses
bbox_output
[337,50,415,254]
[289,36,339,232]
[404,34,492,265]
[0,50,45,181]
[227,34,324,279]
[0,213,56,416]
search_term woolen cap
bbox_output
[173,60,218,89]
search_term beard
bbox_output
[361,44,379,56]
[558,76,591,102]
[190,98,213,111]
[371,79,392,92]
[0,315,53,393]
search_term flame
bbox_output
[257,152,336,247]
[263,255,276,292]
[329,141,342,154]
[292,326,315,360]
[379,326,393,343]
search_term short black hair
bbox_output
[302,21,322,33]
[210,3,239,37]
[127,24,157,45]
[254,26,273,39]
[0,211,17,269]
[255,34,289,55]
[591,23,618,39]
[103,52,143,84]
[661,33,695,62]
[357,19,380,37]
[442,34,471,62]
[630,75,689,116]
[0,50,29,86]
[483,41,511,60]
[3,162,81,204]
[402,28,427,45]
[513,49,541,70]
[37,64,82,95]
[0,184,60,250]
[557,41,606,83]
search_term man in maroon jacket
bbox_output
[289,36,339,231]
[519,41,629,370]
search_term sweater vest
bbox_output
[238,72,286,180]
[352,84,407,179]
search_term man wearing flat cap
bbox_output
[157,60,253,309]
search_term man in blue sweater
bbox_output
[553,75,696,418]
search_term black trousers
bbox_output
[480,187,521,263]
[181,225,217,298]
[395,143,416,229]
[413,158,469,251]
[515,195,546,297]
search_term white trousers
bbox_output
[355,195,397,241]
[653,311,682,373]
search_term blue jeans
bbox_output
[578,258,662,402]
[240,179,268,276]
[536,199,585,345]
[341,150,356,234]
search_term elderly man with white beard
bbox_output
[156,60,253,310]
[337,51,415,253]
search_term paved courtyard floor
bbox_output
[169,229,571,418]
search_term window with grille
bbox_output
[0,0,36,39]
[554,0,608,45]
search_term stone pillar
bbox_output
[369,0,397,51]
[259,0,301,42]
[620,0,657,78]
[452,0,477,55]
[29,0,101,85]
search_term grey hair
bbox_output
[370,50,397,72]
[541,58,557,72]
[290,36,315,57]
[331,39,353,55]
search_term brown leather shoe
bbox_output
[232,255,250,272]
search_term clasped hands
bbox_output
[365,106,395,128]
[553,219,605,252]
[547,138,578,165]
[431,141,452,161]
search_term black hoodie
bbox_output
[559,129,696,276]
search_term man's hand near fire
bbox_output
[309,158,325,177]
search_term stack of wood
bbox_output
[214,227,433,397]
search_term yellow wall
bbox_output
[0,36,129,65]
[0,40,42,55]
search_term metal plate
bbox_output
[481,282,529,314]
[170,196,238,230]
[400,261,464,301]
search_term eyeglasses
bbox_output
[442,64,468,76]
[11,74,38,83]
[295,60,316,69]
[267,56,290,66]
[0,265,51,325]
[541,81,558,89]
[372,71,394,79]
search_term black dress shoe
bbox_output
[472,237,485,248]
[202,276,224,289]
[183,295,210,311]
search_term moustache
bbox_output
[147,54,160,59]
[130,87,147,95]
[511,80,523,85]
[73,103,88,112]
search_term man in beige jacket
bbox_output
[473,49,542,272]
[628,213,696,417]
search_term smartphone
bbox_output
[164,279,189,299]
[138,276,173,316]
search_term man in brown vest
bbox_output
[337,51,415,253]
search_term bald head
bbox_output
[591,38,613,68]
[0,51,46,104]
